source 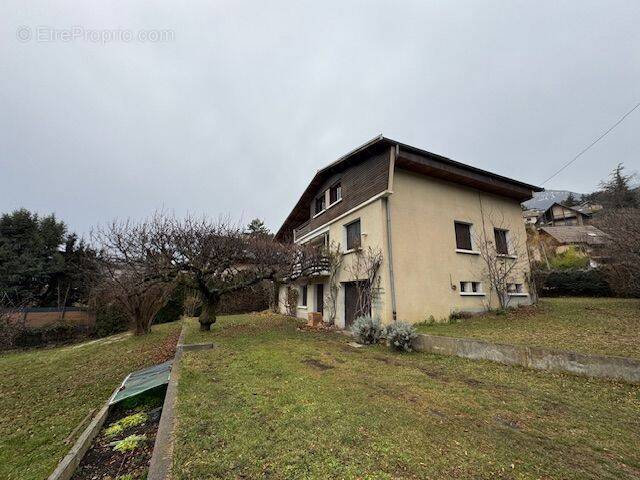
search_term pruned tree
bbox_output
[474,213,527,310]
[159,215,295,331]
[595,208,640,298]
[90,219,175,335]
[345,246,383,319]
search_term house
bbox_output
[531,225,609,267]
[274,136,542,327]
[538,202,591,226]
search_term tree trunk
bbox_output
[134,316,150,335]
[199,298,218,331]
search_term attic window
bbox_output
[314,194,326,214]
[329,183,342,204]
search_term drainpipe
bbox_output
[385,145,398,321]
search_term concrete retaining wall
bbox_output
[413,333,640,384]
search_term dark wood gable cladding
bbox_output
[294,150,390,240]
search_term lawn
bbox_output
[0,322,181,480]
[417,297,640,359]
[174,314,640,480]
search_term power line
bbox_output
[540,100,640,185]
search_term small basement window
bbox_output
[507,283,524,294]
[460,281,483,294]
[454,222,473,251]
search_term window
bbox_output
[329,183,342,204]
[300,285,308,306]
[454,222,473,250]
[345,220,361,250]
[494,228,509,255]
[314,194,326,214]
[507,283,523,294]
[460,281,483,294]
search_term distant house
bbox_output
[538,202,591,226]
[275,136,541,327]
[531,225,609,267]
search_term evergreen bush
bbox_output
[385,321,417,352]
[350,315,383,345]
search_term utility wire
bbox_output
[541,100,640,185]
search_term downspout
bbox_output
[385,145,398,321]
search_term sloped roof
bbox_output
[275,135,542,241]
[539,225,608,245]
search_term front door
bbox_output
[316,284,324,317]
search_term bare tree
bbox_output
[159,215,295,331]
[90,219,175,335]
[595,208,640,298]
[345,246,383,319]
[474,214,527,310]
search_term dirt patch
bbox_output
[302,358,334,371]
[372,355,402,367]
[463,378,482,388]
[417,366,450,382]
[493,415,522,430]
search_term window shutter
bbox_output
[494,229,509,255]
[454,222,472,250]
[346,220,361,250]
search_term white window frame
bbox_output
[343,218,362,254]
[459,281,485,296]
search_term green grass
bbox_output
[417,298,640,358]
[173,314,640,479]
[0,322,181,480]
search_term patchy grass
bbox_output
[0,322,181,480]
[417,298,640,358]
[173,314,640,479]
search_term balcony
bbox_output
[291,251,330,279]
[293,219,313,242]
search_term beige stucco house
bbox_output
[275,136,542,328]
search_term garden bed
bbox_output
[71,388,166,480]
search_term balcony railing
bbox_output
[291,252,330,279]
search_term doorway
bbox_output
[315,284,324,317]
[344,281,369,328]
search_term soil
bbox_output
[71,390,165,480]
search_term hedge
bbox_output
[534,268,611,297]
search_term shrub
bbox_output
[95,304,129,337]
[385,321,417,352]
[535,268,611,297]
[350,315,383,345]
[13,322,77,347]
[548,246,590,270]
[0,314,23,350]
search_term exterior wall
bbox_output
[5,308,96,329]
[294,150,390,240]
[283,198,393,328]
[389,168,532,322]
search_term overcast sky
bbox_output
[2,1,639,236]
